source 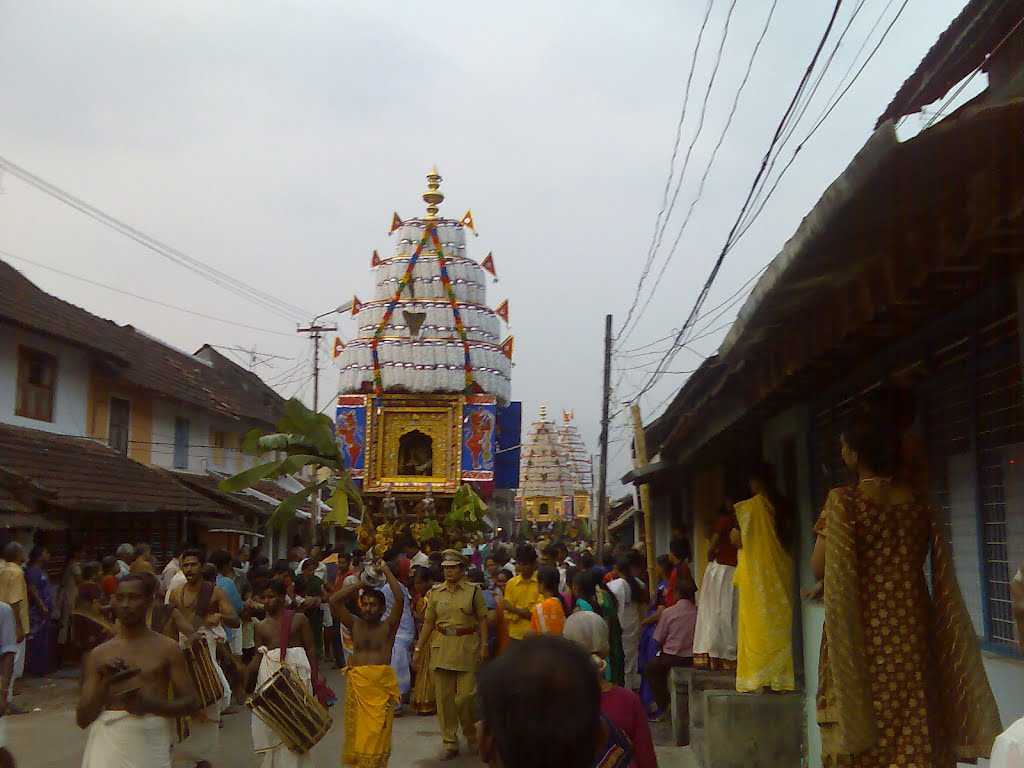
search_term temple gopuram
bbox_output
[334,169,520,549]
[516,407,592,535]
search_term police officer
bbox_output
[412,549,488,760]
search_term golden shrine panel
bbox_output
[573,493,591,520]
[365,394,463,494]
[522,495,565,522]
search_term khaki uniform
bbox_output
[424,578,487,750]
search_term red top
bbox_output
[664,561,693,608]
[600,686,657,768]
[711,513,739,567]
[100,574,118,596]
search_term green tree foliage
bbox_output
[219,398,362,532]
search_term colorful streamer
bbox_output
[430,227,476,391]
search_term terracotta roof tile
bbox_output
[0,261,129,362]
[0,260,286,427]
[169,471,276,517]
[0,423,229,515]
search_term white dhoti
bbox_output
[693,561,738,661]
[82,710,172,768]
[251,646,314,768]
[172,628,231,767]
[391,632,413,696]
[9,639,24,698]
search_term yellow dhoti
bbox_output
[343,665,400,768]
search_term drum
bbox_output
[248,666,332,753]
[183,638,224,709]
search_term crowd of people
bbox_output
[0,385,1016,767]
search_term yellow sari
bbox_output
[343,665,400,767]
[733,493,795,692]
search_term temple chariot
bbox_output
[333,169,519,552]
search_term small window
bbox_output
[174,418,190,469]
[15,347,57,422]
[109,397,131,455]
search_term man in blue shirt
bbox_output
[210,550,244,656]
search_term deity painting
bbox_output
[463,408,494,471]
[335,407,366,471]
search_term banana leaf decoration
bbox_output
[220,398,362,532]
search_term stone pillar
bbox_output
[669,667,693,746]
[687,669,736,766]
[703,689,803,768]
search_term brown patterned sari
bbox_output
[815,482,1000,767]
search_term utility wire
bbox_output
[734,0,912,245]
[0,154,312,321]
[619,0,777,347]
[922,12,1024,129]
[0,249,297,338]
[618,0,716,341]
[627,0,847,405]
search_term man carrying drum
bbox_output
[167,549,239,768]
[412,550,489,760]
[250,578,318,768]
[78,575,198,767]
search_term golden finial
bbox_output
[423,166,444,219]
[539,404,548,420]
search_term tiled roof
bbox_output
[0,261,129,363]
[876,0,1021,126]
[0,423,229,515]
[169,471,276,517]
[0,260,285,427]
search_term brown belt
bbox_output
[438,626,476,637]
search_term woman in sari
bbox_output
[55,544,84,656]
[811,394,1000,767]
[410,565,437,715]
[25,545,54,675]
[573,571,625,686]
[638,555,671,714]
[732,464,795,693]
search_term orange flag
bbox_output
[500,336,514,359]
[389,212,403,234]
[495,299,509,323]
[332,337,345,358]
[351,296,363,316]
[481,252,497,279]
[371,249,382,267]
[460,210,477,234]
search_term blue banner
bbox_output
[494,401,522,490]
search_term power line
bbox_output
[618,0,716,341]
[0,154,312,321]
[0,249,297,338]
[619,0,777,347]
[627,0,847,405]
[733,0,912,245]
[921,11,1024,129]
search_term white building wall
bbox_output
[150,400,212,473]
[0,325,91,436]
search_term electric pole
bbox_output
[596,314,612,558]
[297,319,338,548]
[297,321,338,413]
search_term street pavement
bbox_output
[9,667,481,768]
[8,667,693,767]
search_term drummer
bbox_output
[167,549,239,768]
[250,578,318,768]
[412,549,489,760]
[77,575,198,767]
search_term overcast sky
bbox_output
[0,0,973,492]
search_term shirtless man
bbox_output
[331,560,405,767]
[250,579,318,767]
[78,575,197,768]
[167,549,239,768]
